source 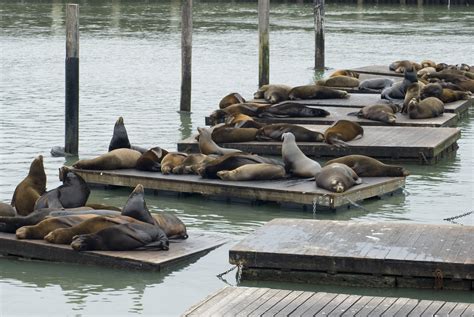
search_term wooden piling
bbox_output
[65,4,79,155]
[180,0,193,112]
[258,0,270,87]
[314,0,325,71]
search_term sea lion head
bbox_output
[29,155,46,185]
[121,184,156,225]
[71,234,99,251]
[281,132,295,142]
[216,170,232,180]
[109,116,131,151]
[330,179,346,193]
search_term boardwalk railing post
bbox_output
[180,0,193,112]
[65,4,79,155]
[258,0,270,88]
[314,0,325,71]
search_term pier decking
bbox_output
[183,286,474,316]
[0,231,226,271]
[229,219,473,290]
[178,125,461,164]
[71,168,405,210]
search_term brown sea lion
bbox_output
[73,148,142,170]
[289,85,348,100]
[317,76,360,88]
[329,70,359,78]
[219,92,246,109]
[402,82,422,113]
[0,202,16,217]
[256,124,325,142]
[217,163,285,181]
[456,79,474,92]
[417,67,436,77]
[11,155,46,216]
[135,147,169,172]
[389,60,421,73]
[439,89,471,103]
[209,103,270,125]
[172,154,215,175]
[160,152,188,175]
[427,69,468,83]
[326,155,409,177]
[420,83,443,100]
[197,127,242,156]
[152,213,188,239]
[315,163,362,193]
[211,126,258,143]
[407,97,444,119]
[225,113,254,125]
[456,63,471,72]
[85,203,121,211]
[70,222,169,252]
[259,102,330,118]
[324,120,363,147]
[254,84,292,104]
[282,132,321,178]
[420,60,436,69]
[353,104,398,124]
[435,63,449,72]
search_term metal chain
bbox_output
[443,211,473,225]
[345,197,370,212]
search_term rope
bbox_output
[345,197,371,212]
[216,263,243,286]
[443,211,473,225]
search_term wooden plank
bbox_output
[210,287,257,316]
[369,297,399,315]
[381,297,412,316]
[0,231,226,272]
[408,300,434,316]
[241,289,284,316]
[261,290,304,316]
[327,294,362,317]
[421,301,447,316]
[225,287,271,316]
[349,65,403,77]
[274,291,316,316]
[354,296,386,316]
[289,292,332,316]
[72,168,405,209]
[184,286,234,316]
[314,293,350,316]
[433,301,459,316]
[300,292,338,316]
[461,304,474,317]
[248,289,292,316]
[449,303,471,317]
[341,296,376,316]
[393,299,420,317]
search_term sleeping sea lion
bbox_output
[281,132,321,178]
[211,126,258,143]
[152,212,188,239]
[73,148,142,170]
[317,76,360,88]
[407,97,444,119]
[197,127,242,156]
[315,163,362,193]
[172,154,215,175]
[402,82,422,113]
[289,85,348,100]
[381,66,418,103]
[358,78,394,92]
[11,155,47,216]
[209,103,270,126]
[259,102,330,118]
[324,120,364,147]
[389,60,421,73]
[161,153,188,174]
[420,60,436,69]
[417,67,436,77]
[329,70,359,78]
[217,163,286,181]
[120,184,157,225]
[108,116,147,153]
[439,89,471,103]
[352,104,398,124]
[0,202,16,217]
[420,83,443,100]
[135,147,169,172]
[225,113,254,125]
[256,124,325,142]
[326,155,409,177]
[219,92,246,109]
[254,84,292,104]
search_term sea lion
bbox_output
[420,60,436,69]
[281,132,321,178]
[381,66,418,103]
[389,60,421,73]
[135,147,169,172]
[254,84,292,104]
[288,85,348,100]
[420,83,443,100]
[435,63,449,72]
[225,113,254,125]
[315,163,362,193]
[70,222,169,252]
[217,163,285,181]
[208,103,270,126]
[417,67,436,77]
[73,148,142,170]
[172,154,215,174]
[358,78,394,92]
[211,126,258,143]
[324,120,364,147]
[259,102,330,118]
[407,97,444,119]
[352,104,398,124]
[160,153,188,174]
[256,124,325,142]
[197,127,242,156]
[329,70,359,78]
[439,89,471,103]
[456,63,471,72]
[0,202,16,217]
[34,167,90,210]
[152,212,188,239]
[326,155,410,177]
[11,155,46,216]
[456,79,474,92]
[85,203,121,211]
[108,116,147,153]
[402,82,422,113]
[119,184,157,226]
[427,69,468,83]
[219,92,246,109]
[317,76,360,88]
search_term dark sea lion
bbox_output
[73,148,142,170]
[172,154,215,175]
[256,124,325,142]
[219,92,246,109]
[152,213,188,239]
[254,84,292,104]
[381,66,418,103]
[211,126,258,143]
[329,70,359,78]
[456,79,474,92]
[208,103,270,126]
[326,155,409,177]
[315,163,362,193]
[120,184,157,225]
[358,78,394,92]
[34,167,90,210]
[70,222,169,252]
[407,97,444,119]
[135,147,169,172]
[11,155,46,216]
[439,89,471,103]
[456,63,471,72]
[402,82,422,113]
[289,85,348,100]
[427,69,468,83]
[197,127,242,156]
[324,120,364,147]
[352,104,398,124]
[435,63,449,72]
[420,83,443,100]
[161,153,188,174]
[282,132,321,178]
[317,76,360,88]
[0,202,16,217]
[217,163,286,181]
[109,116,131,151]
[259,102,330,118]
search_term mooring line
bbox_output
[345,197,371,213]
[443,211,473,225]
[216,263,243,286]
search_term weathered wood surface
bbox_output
[349,64,404,77]
[0,231,226,271]
[178,125,461,163]
[71,168,405,209]
[229,219,474,289]
[183,286,474,316]
[258,0,270,87]
[180,0,192,112]
[313,0,325,70]
[205,106,458,127]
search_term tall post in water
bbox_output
[65,4,79,155]
[258,0,270,88]
[180,0,193,112]
[314,0,325,72]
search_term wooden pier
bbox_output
[183,286,474,316]
[0,231,226,271]
[71,168,405,210]
[229,219,474,290]
[350,65,404,77]
[178,125,461,164]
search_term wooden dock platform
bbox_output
[0,231,226,271]
[71,168,405,210]
[178,125,461,164]
[229,219,474,290]
[350,64,404,77]
[183,286,474,316]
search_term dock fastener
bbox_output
[418,152,428,164]
[434,268,444,290]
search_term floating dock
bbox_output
[0,231,226,271]
[71,168,405,210]
[350,65,404,77]
[178,125,461,164]
[183,286,474,316]
[229,219,474,290]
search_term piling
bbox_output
[180,0,193,112]
[314,0,325,71]
[258,0,270,88]
[65,4,79,155]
